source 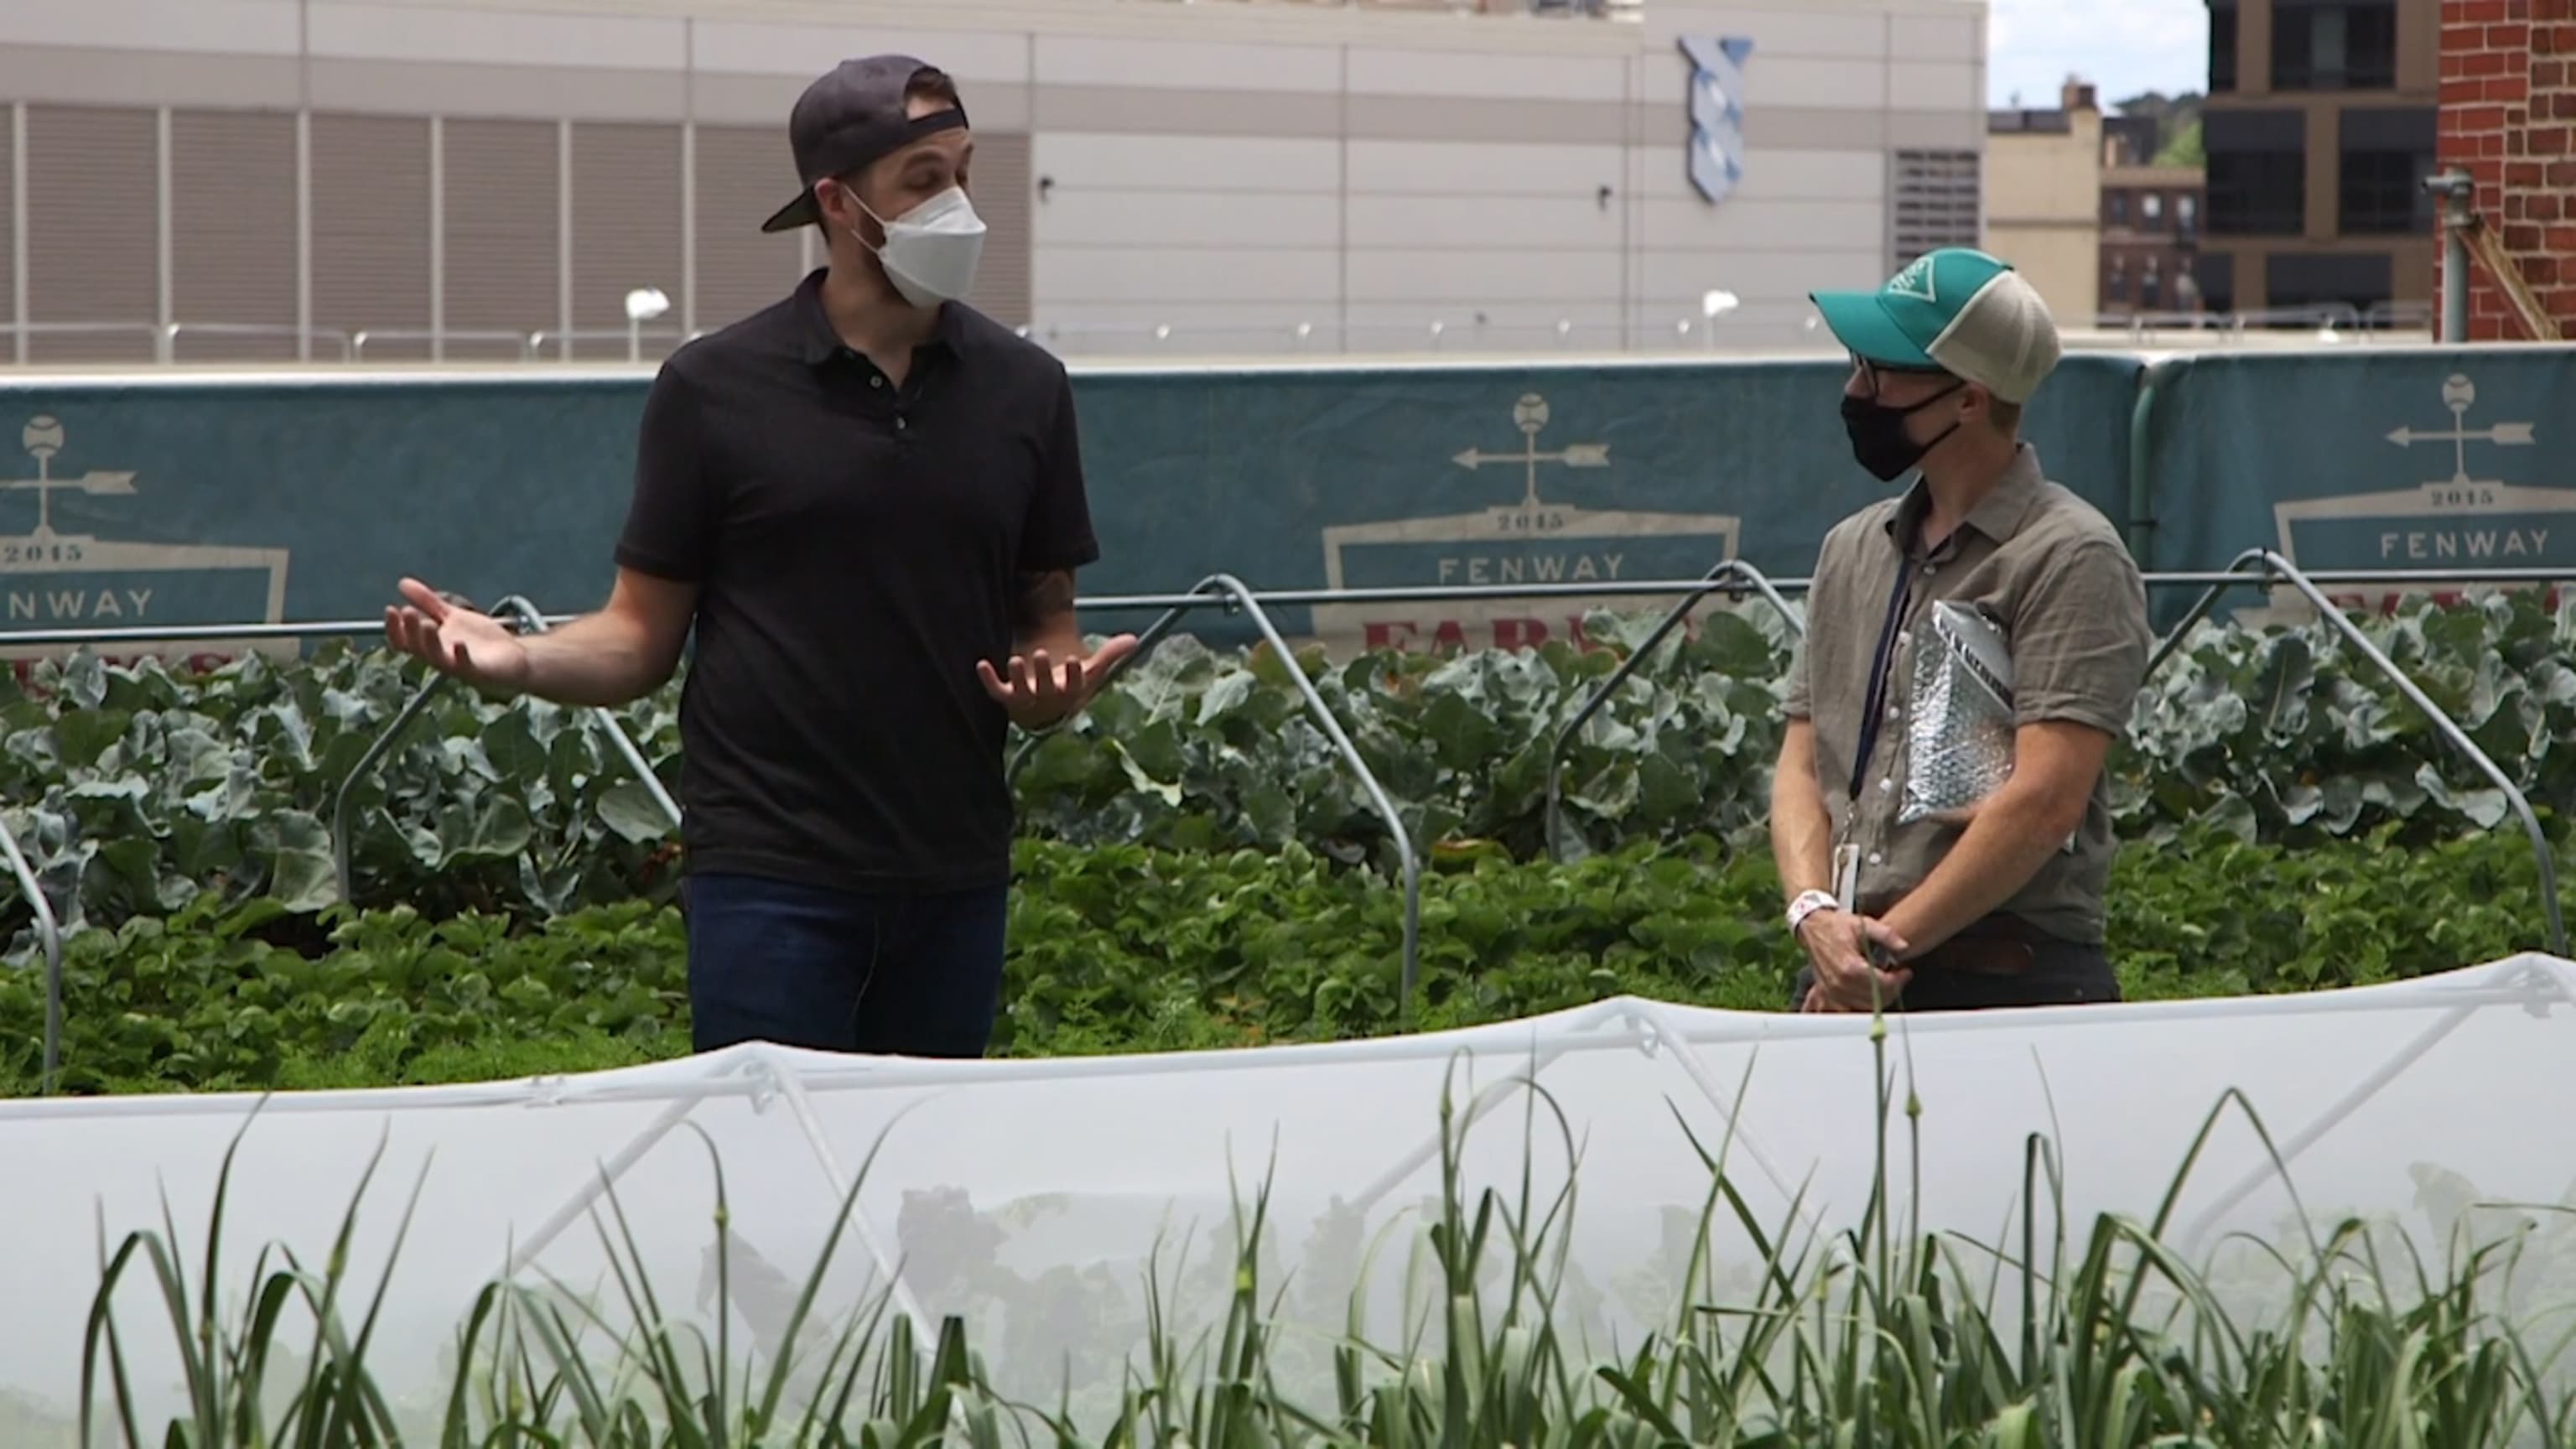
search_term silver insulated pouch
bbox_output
[1898,599,2015,825]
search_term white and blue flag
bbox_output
[1677,35,1753,205]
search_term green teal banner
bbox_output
[0,382,651,667]
[2,345,2568,660]
[0,356,2144,658]
[1068,355,2140,650]
[2145,347,2576,621]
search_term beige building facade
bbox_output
[0,0,1995,364]
[1981,80,2104,329]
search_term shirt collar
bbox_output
[1884,443,2048,553]
[790,266,968,367]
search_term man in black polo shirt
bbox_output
[383,55,1134,1058]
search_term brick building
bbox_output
[2101,168,2208,314]
[2437,0,2576,340]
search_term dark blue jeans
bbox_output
[681,872,1010,1057]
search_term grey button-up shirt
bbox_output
[1782,444,2150,943]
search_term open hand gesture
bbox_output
[978,635,1141,730]
[383,577,532,693]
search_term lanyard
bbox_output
[1848,554,1917,802]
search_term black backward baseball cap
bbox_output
[758,55,969,233]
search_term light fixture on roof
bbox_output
[1701,289,1741,350]
[624,288,671,363]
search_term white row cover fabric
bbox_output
[2,955,2571,1430]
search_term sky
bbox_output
[1985,0,2210,110]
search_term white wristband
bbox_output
[1785,889,1841,938]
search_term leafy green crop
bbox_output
[0,589,2569,948]
[0,644,688,941]
[1,825,2552,1097]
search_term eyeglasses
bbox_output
[1848,353,1953,397]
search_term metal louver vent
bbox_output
[441,117,559,361]
[171,109,297,362]
[691,123,803,335]
[1889,148,1981,273]
[311,112,432,361]
[571,122,683,361]
[963,132,1031,330]
[24,105,158,364]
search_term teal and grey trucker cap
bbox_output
[1809,247,2063,404]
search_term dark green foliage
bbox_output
[4,591,2572,949]
[1,826,2551,1097]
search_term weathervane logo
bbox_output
[2263,371,2558,618]
[1677,35,1753,206]
[0,414,292,662]
[1452,393,1609,513]
[1313,392,1742,653]
[2386,373,2535,496]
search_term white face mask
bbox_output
[852,186,986,308]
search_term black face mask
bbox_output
[1840,382,1964,482]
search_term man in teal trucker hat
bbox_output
[1768,247,2152,1015]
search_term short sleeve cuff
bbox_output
[614,542,708,583]
[2012,693,2131,735]
[1019,535,1103,574]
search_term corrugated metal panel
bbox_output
[692,123,803,334]
[171,109,297,362]
[23,105,158,365]
[312,112,432,362]
[442,117,558,361]
[965,132,1032,330]
[1888,148,1982,273]
[571,122,683,362]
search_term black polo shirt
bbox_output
[614,268,1100,896]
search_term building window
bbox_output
[2210,1,2238,92]
[2210,151,2304,233]
[2108,191,2130,226]
[1889,149,1981,272]
[2196,252,2237,314]
[2340,151,2426,232]
[2142,192,2165,226]
[2109,255,2129,302]
[2206,108,2307,236]
[2272,0,2398,91]
[2337,106,2435,236]
[2143,257,2163,309]
[2177,194,2200,240]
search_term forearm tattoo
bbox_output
[1014,569,1076,632]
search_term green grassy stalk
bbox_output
[52,1036,2576,1447]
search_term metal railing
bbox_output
[1008,574,1424,1024]
[2148,549,2563,955]
[326,594,682,908]
[1542,560,1805,860]
[167,325,356,362]
[6,558,2575,1091]
[0,815,63,1097]
[348,330,540,363]
[526,327,699,362]
[0,299,2454,367]
[2085,302,2438,345]
[1501,554,2560,948]
[8,569,2576,652]
[0,322,358,365]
